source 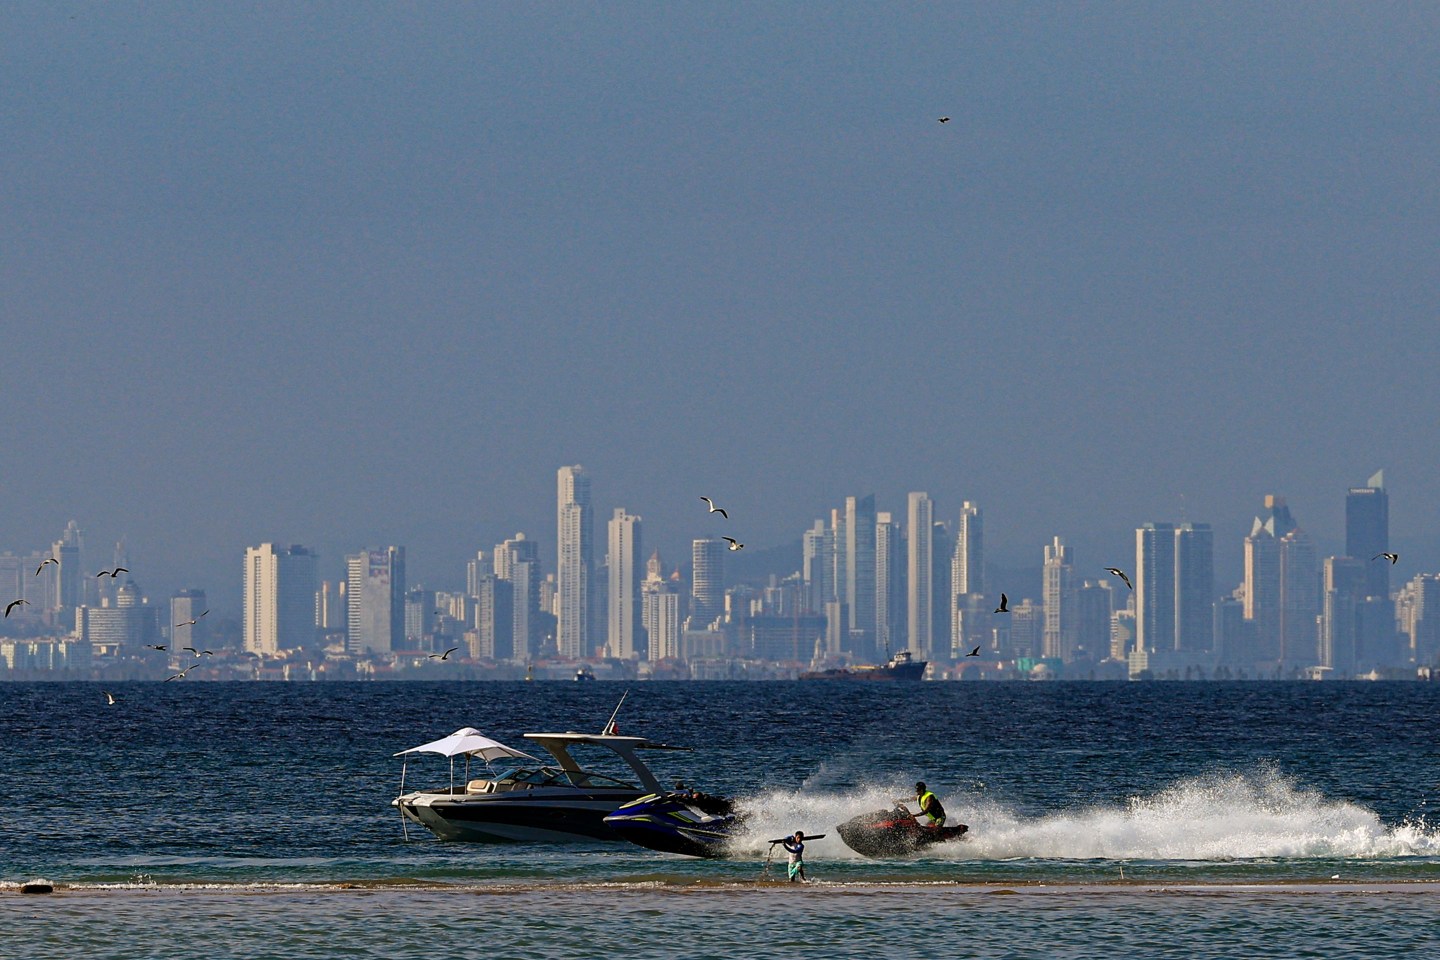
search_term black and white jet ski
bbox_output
[836,804,969,858]
[603,789,746,858]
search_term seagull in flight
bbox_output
[1373,553,1399,564]
[5,598,29,617]
[937,116,950,123]
[994,593,1009,614]
[722,537,744,551]
[1105,567,1134,590]
[144,644,167,652]
[700,497,729,519]
[428,646,460,661]
[35,558,58,576]
[164,666,195,682]
[966,646,981,657]
[96,567,129,578]
[103,690,118,706]
[175,610,209,626]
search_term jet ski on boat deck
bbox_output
[603,788,746,858]
[836,804,968,858]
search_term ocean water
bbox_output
[3,681,1440,958]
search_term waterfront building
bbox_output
[244,544,318,655]
[556,465,593,659]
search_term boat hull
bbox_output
[836,807,968,858]
[393,788,646,843]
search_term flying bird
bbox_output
[163,665,195,682]
[937,116,950,123]
[722,537,744,551]
[428,646,460,661]
[1374,553,1399,565]
[966,646,980,657]
[182,646,199,655]
[144,644,167,652]
[103,691,118,706]
[5,598,29,617]
[700,497,729,519]
[994,593,1009,614]
[176,618,200,627]
[35,558,58,576]
[96,567,129,578]
[1105,567,1134,590]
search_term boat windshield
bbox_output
[489,765,636,790]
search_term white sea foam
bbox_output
[731,768,1440,862]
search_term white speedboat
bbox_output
[392,728,687,843]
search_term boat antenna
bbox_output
[601,687,630,735]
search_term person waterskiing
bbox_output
[911,781,946,829]
[782,831,808,882]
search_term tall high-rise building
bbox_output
[170,588,208,649]
[1175,523,1214,653]
[556,465,593,659]
[51,520,84,614]
[244,544,318,655]
[1075,580,1114,661]
[1398,574,1440,664]
[1136,523,1176,654]
[875,511,903,655]
[951,502,982,653]
[606,509,643,659]
[345,546,406,654]
[844,494,877,662]
[954,502,984,596]
[465,551,489,597]
[690,538,725,627]
[642,551,682,661]
[906,493,934,658]
[1346,470,1390,599]
[802,520,828,613]
[1042,536,1076,660]
[1320,556,1365,674]
[316,580,346,632]
[1244,496,1317,669]
[471,574,515,660]
[495,533,540,662]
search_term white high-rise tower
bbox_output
[907,492,934,657]
[606,508,643,659]
[556,465,592,659]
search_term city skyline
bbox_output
[6,5,1439,620]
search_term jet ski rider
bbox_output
[911,782,946,829]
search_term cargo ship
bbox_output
[799,649,927,681]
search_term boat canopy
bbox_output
[394,727,540,762]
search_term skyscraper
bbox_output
[244,544,318,655]
[345,546,406,654]
[951,502,983,653]
[906,493,933,658]
[642,552,681,661]
[690,538,725,627]
[556,465,592,659]
[606,508,642,659]
[471,574,515,660]
[1320,556,1365,674]
[802,519,828,614]
[171,588,208,649]
[844,494,877,662]
[1136,523,1176,654]
[875,511,904,655]
[1244,496,1317,670]
[495,534,540,663]
[1042,536,1075,660]
[51,520,84,614]
[1346,470,1390,599]
[1174,523,1214,654]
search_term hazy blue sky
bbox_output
[5,2,1439,607]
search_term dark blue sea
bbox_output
[4,681,1440,958]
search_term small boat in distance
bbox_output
[799,649,927,681]
[575,665,596,681]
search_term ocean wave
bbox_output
[729,767,1440,862]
